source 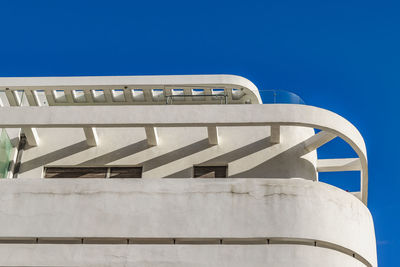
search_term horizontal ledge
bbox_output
[0,236,370,266]
[317,158,361,172]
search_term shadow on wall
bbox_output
[166,137,317,180]
[80,138,212,169]
[141,138,212,172]
[79,140,149,166]
[18,135,317,180]
[230,140,317,180]
[19,141,92,174]
[19,139,151,174]
[165,137,273,178]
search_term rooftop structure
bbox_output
[0,75,376,266]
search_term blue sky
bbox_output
[0,0,398,265]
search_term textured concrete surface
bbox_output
[0,178,376,266]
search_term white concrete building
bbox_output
[0,75,376,266]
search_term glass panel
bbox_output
[0,129,12,178]
[259,90,305,104]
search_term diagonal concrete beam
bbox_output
[207,126,219,145]
[24,90,38,106]
[5,89,19,106]
[317,158,361,172]
[304,131,336,152]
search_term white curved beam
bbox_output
[0,104,368,204]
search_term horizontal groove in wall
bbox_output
[0,237,371,267]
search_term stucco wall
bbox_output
[0,178,377,266]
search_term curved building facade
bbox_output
[0,75,376,266]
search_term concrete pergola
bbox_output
[0,104,368,204]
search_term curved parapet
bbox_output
[0,178,377,266]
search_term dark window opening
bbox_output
[110,167,142,178]
[44,167,142,178]
[193,166,227,178]
[44,167,107,178]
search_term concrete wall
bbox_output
[0,178,377,266]
[17,125,317,180]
